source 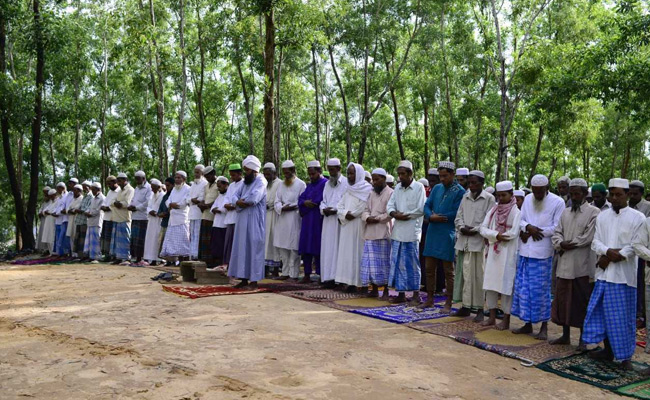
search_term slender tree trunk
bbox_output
[473,66,489,169]
[389,86,404,160]
[194,2,208,165]
[148,0,166,177]
[421,93,430,173]
[262,8,276,165]
[621,141,631,179]
[234,7,253,155]
[274,46,283,164]
[548,157,558,183]
[311,44,321,161]
[328,44,350,164]
[528,125,544,185]
[99,33,109,184]
[140,88,148,171]
[440,4,458,164]
[172,0,188,171]
[514,134,520,188]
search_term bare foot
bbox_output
[575,343,588,353]
[512,324,533,335]
[549,336,570,345]
[481,318,496,327]
[417,300,434,309]
[233,280,248,289]
[495,320,510,331]
[440,302,452,314]
[473,311,484,323]
[246,282,258,290]
[408,296,421,307]
[380,290,389,301]
[588,348,614,362]
[621,360,635,371]
[368,290,379,298]
[534,324,548,340]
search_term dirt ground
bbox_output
[0,263,628,399]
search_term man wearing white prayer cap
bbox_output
[196,166,220,267]
[109,171,135,264]
[84,181,106,262]
[386,174,395,189]
[127,170,153,265]
[274,160,306,280]
[514,189,526,210]
[141,178,165,265]
[556,176,571,205]
[511,174,565,339]
[320,158,348,286]
[187,164,208,260]
[581,178,645,369]
[480,180,521,329]
[364,170,372,183]
[53,178,75,256]
[65,184,85,257]
[418,178,429,187]
[221,163,244,266]
[262,162,282,275]
[420,160,465,311]
[160,171,192,261]
[72,179,94,260]
[427,168,440,189]
[37,186,54,252]
[485,186,495,195]
[297,160,328,283]
[548,177,599,349]
[228,155,267,289]
[456,167,470,190]
[41,189,59,254]
[450,169,494,319]
[100,176,120,261]
[387,160,426,304]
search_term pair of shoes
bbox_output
[151,272,173,281]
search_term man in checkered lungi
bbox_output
[585,178,645,370]
[127,171,152,265]
[109,173,135,265]
[100,176,120,261]
[360,168,393,299]
[84,182,105,262]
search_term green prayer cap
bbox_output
[591,183,607,193]
[323,171,330,177]
[229,163,242,171]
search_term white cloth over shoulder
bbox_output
[480,205,522,295]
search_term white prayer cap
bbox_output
[531,174,549,187]
[56,182,66,188]
[117,172,128,179]
[418,178,430,187]
[91,182,102,190]
[194,164,205,172]
[73,184,83,191]
[557,176,571,183]
[438,161,455,170]
[81,180,91,186]
[495,180,513,192]
[327,158,341,167]
[569,178,588,188]
[386,174,395,183]
[134,170,146,178]
[364,171,371,179]
[469,170,485,179]
[217,176,229,184]
[263,162,276,171]
[608,178,629,189]
[69,177,79,183]
[307,160,321,169]
[456,168,469,176]
[43,186,51,192]
[428,168,439,176]
[281,160,295,169]
[48,189,57,195]
[150,178,162,186]
[242,155,261,172]
[514,189,525,197]
[372,168,387,177]
[176,170,187,179]
[485,186,495,194]
[203,166,214,175]
[398,160,413,171]
[630,180,645,189]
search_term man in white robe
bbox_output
[160,171,192,260]
[66,184,84,256]
[37,186,51,252]
[222,163,244,266]
[335,163,372,291]
[263,162,282,276]
[142,179,164,265]
[319,158,348,287]
[188,165,208,260]
[41,189,58,254]
[274,160,306,280]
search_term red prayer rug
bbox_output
[162,285,269,299]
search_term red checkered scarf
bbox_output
[487,196,516,254]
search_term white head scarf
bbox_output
[346,163,372,202]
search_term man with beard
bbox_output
[584,179,644,370]
[336,163,372,292]
[511,174,565,340]
[263,163,282,275]
[360,168,394,299]
[320,159,348,287]
[229,156,266,289]
[84,182,105,263]
[109,173,135,265]
[142,179,165,266]
[160,171,192,261]
[456,168,470,190]
[54,178,77,257]
[550,178,599,350]
[298,161,328,283]
[207,176,230,269]
[71,181,92,260]
[127,171,152,266]
[591,183,610,211]
[274,160,306,281]
[156,178,175,264]
[100,176,121,261]
[198,167,219,267]
[188,165,208,260]
[222,164,244,266]
[557,176,571,206]
[65,184,84,258]
[452,170,495,320]
[37,186,53,253]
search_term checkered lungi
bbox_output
[160,223,191,258]
[84,226,102,260]
[511,256,553,323]
[101,220,114,254]
[583,280,636,361]
[110,221,131,260]
[74,224,87,256]
[361,239,391,286]
[130,220,148,259]
[198,220,214,262]
[388,240,421,292]
[189,219,202,259]
[55,222,71,256]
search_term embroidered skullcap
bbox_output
[418,178,430,187]
[514,189,525,197]
[630,180,645,189]
[609,178,629,190]
[456,168,469,176]
[531,174,549,187]
[194,164,205,172]
[69,177,79,183]
[569,178,588,188]
[398,160,413,171]
[263,162,276,171]
[438,161,455,170]
[134,170,146,178]
[372,168,387,177]
[281,160,295,169]
[386,175,395,183]
[176,170,187,179]
[485,186,495,194]
[557,176,570,183]
[91,182,102,189]
[150,179,162,186]
[48,189,57,195]
[117,172,128,179]
[495,181,513,192]
[217,176,229,184]
[203,166,214,175]
[327,158,341,167]
[428,168,439,176]
[469,170,485,179]
[242,155,261,172]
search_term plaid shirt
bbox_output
[74,193,93,225]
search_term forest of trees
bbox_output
[0,0,648,249]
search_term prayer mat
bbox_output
[162,285,270,299]
[258,280,319,292]
[281,289,367,302]
[638,328,647,348]
[538,352,650,398]
[350,304,459,324]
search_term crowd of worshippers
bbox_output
[34,155,650,372]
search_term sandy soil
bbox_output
[0,263,628,399]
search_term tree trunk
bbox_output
[172,0,188,172]
[148,0,166,177]
[328,44,350,164]
[140,88,148,171]
[311,44,321,161]
[389,85,404,160]
[274,46,283,164]
[263,9,276,165]
[234,6,253,155]
[194,2,208,166]
[99,33,109,184]
[421,93,430,172]
[440,4,458,164]
[548,156,558,183]
[621,141,631,179]
[514,133,520,188]
[528,125,544,186]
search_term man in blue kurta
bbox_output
[229,155,266,289]
[422,161,466,312]
[298,160,328,283]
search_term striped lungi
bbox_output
[130,220,148,259]
[74,224,87,256]
[583,280,636,361]
[361,239,391,286]
[160,223,191,258]
[101,220,114,254]
[110,221,131,260]
[84,226,102,260]
[198,220,214,263]
[189,219,202,259]
[511,256,553,324]
[388,240,421,292]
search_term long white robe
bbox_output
[265,178,282,262]
[273,178,306,251]
[320,176,348,281]
[334,191,367,286]
[143,190,165,261]
[480,205,522,295]
[66,195,83,239]
[41,200,58,246]
[37,200,52,250]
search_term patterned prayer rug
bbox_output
[162,285,269,299]
[538,352,650,398]
[258,280,319,292]
[350,304,459,324]
[280,289,367,302]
